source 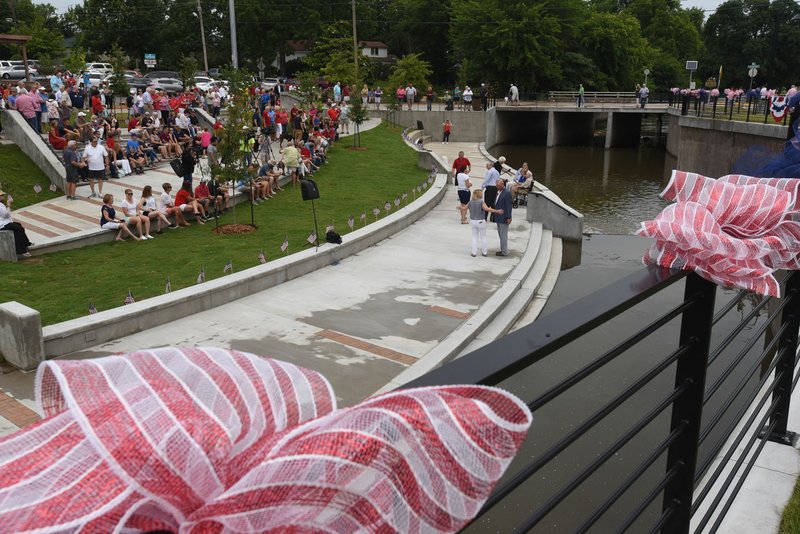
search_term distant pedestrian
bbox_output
[426,86,434,111]
[508,83,519,106]
[442,119,452,143]
[468,189,490,257]
[488,178,513,256]
[463,86,473,111]
[480,83,488,111]
[639,85,649,108]
[577,83,585,108]
[406,83,417,111]
[482,161,500,221]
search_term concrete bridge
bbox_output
[376,104,669,149]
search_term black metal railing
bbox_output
[403,267,800,532]
[666,93,793,127]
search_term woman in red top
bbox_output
[48,121,67,150]
[173,180,207,224]
[127,116,140,132]
[91,92,104,116]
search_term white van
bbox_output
[85,62,114,76]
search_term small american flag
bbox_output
[6,194,12,204]
[123,290,135,305]
[326,222,334,233]
[33,183,42,194]
[372,207,380,217]
[49,183,57,192]
[360,211,366,222]
[394,196,400,207]
[165,277,171,293]
[307,231,317,245]
[88,302,97,315]
[281,235,289,252]
[197,267,205,284]
[258,249,267,264]
[347,215,354,230]
[384,201,391,212]
[224,259,233,273]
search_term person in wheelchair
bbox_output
[511,162,534,207]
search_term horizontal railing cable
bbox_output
[703,314,789,405]
[573,424,688,532]
[711,289,751,326]
[477,344,691,519]
[529,301,693,411]
[691,372,784,518]
[511,383,690,532]
[707,419,778,533]
[694,391,783,532]
[706,293,775,366]
[617,464,682,533]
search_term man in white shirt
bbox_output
[82,137,109,198]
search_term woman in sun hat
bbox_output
[0,190,33,257]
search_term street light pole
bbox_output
[229,0,238,68]
[351,0,359,81]
[197,0,210,75]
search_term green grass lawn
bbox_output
[0,123,431,325]
[0,145,60,208]
[780,478,800,533]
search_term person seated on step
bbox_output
[120,188,152,239]
[48,119,68,150]
[207,176,230,212]
[74,112,92,142]
[174,179,208,224]
[246,163,273,203]
[159,183,190,227]
[106,115,121,140]
[100,193,141,242]
[108,136,132,177]
[139,185,175,233]
[135,129,160,166]
[258,160,284,194]
[145,127,169,160]
[194,178,221,216]
[162,126,183,158]
[125,132,148,174]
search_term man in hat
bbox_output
[63,140,87,200]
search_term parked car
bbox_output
[84,62,114,76]
[0,64,37,79]
[149,77,184,93]
[144,70,179,80]
[261,77,281,91]
[82,71,105,86]
[102,73,152,91]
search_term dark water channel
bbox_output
[469,147,770,532]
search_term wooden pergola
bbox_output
[0,34,33,81]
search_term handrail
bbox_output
[401,267,800,532]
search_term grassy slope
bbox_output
[0,144,60,208]
[780,478,800,533]
[0,123,430,325]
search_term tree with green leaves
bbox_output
[387,54,432,98]
[107,44,129,102]
[348,91,369,148]
[295,71,323,109]
[179,55,200,88]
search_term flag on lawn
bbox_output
[326,222,334,233]
[402,192,408,203]
[258,249,267,264]
[197,267,206,284]
[165,277,171,294]
[281,235,289,252]
[33,183,42,194]
[347,215,354,230]
[124,290,135,305]
[384,201,391,212]
[49,183,57,192]
[224,259,233,274]
[360,211,366,222]
[372,207,380,217]
[307,231,317,245]
[88,302,97,315]
[394,196,400,207]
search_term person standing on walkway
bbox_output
[482,161,500,220]
[480,83,488,111]
[83,136,109,198]
[64,140,87,200]
[452,150,471,180]
[639,84,649,108]
[0,190,33,257]
[509,83,519,106]
[442,119,452,143]
[406,83,417,111]
[577,83,585,108]
[426,86,434,111]
[463,86,473,111]
[468,189,490,257]
[488,179,512,256]
[455,168,472,224]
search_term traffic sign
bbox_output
[144,53,156,68]
[748,62,759,70]
[748,68,758,78]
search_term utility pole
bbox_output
[351,0,359,81]
[229,0,238,68]
[197,0,210,75]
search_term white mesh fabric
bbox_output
[0,348,532,533]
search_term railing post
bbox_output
[662,272,717,532]
[769,271,800,445]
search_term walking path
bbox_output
[0,138,546,436]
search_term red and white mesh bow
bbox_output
[639,171,800,296]
[0,347,532,533]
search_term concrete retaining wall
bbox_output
[368,109,487,142]
[0,301,44,371]
[665,108,786,177]
[2,109,66,192]
[41,174,448,358]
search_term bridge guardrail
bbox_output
[401,267,800,532]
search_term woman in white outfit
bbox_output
[120,189,152,239]
[139,185,175,233]
[468,189,490,257]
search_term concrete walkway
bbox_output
[0,139,538,436]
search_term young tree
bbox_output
[348,89,369,148]
[295,71,323,109]
[179,55,200,88]
[107,44,130,104]
[387,53,432,96]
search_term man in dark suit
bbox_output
[489,178,513,256]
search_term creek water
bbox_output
[468,146,769,532]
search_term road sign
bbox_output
[686,61,698,71]
[748,62,760,70]
[748,67,758,78]
[144,53,156,68]
[644,69,650,75]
